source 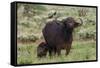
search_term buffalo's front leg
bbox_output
[66,44,71,56]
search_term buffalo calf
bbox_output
[37,42,48,58]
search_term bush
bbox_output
[18,34,38,43]
[78,28,96,40]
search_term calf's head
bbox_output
[37,42,48,58]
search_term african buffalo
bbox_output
[42,17,83,56]
[37,42,48,58]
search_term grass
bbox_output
[17,40,96,65]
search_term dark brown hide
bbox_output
[42,17,82,56]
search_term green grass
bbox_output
[17,40,96,65]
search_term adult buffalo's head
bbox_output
[62,17,83,29]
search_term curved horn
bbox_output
[78,18,83,25]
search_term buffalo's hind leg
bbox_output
[56,46,61,56]
[48,49,53,57]
[54,48,57,55]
